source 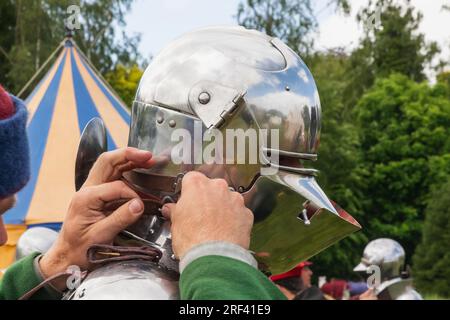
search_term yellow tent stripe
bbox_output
[72,49,129,148]
[78,52,130,116]
[0,225,27,270]
[27,49,66,125]
[26,49,80,225]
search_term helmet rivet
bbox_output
[156,115,164,124]
[169,120,177,128]
[199,92,211,105]
[285,86,291,92]
[298,209,311,226]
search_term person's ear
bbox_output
[0,196,16,216]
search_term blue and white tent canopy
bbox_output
[4,39,131,230]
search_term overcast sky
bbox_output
[124,0,449,69]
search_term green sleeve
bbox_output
[0,253,61,300]
[180,255,286,300]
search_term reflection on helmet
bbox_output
[69,260,179,300]
[121,26,362,275]
[354,238,406,281]
[396,288,423,300]
[376,277,423,300]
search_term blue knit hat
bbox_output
[0,94,30,199]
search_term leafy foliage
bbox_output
[105,64,143,108]
[307,51,367,278]
[355,73,450,258]
[413,177,450,298]
[71,0,142,73]
[345,0,439,107]
[237,0,317,55]
[237,0,350,55]
[236,1,449,287]
[0,0,141,95]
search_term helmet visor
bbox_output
[244,172,361,275]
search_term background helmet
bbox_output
[15,227,58,260]
[376,277,423,300]
[354,238,406,280]
[396,288,423,300]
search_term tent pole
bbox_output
[71,41,130,109]
[16,42,64,99]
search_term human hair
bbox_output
[273,277,304,293]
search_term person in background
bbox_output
[321,279,377,300]
[321,279,349,300]
[270,262,326,300]
[0,85,30,247]
[353,238,422,300]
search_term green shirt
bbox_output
[180,255,286,300]
[0,253,61,300]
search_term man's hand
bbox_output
[82,147,156,187]
[359,288,378,300]
[161,172,254,259]
[39,148,155,289]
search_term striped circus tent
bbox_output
[1,38,131,269]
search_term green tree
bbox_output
[0,0,17,91]
[1,0,56,92]
[344,0,439,107]
[307,50,367,278]
[105,63,143,108]
[72,0,142,74]
[237,0,316,55]
[236,0,350,55]
[413,177,450,297]
[0,0,141,94]
[436,71,450,97]
[355,74,450,259]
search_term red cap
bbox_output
[0,85,15,120]
[321,280,348,300]
[270,261,313,281]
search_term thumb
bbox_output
[95,198,144,241]
[161,203,175,220]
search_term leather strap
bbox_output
[19,270,87,300]
[122,171,184,198]
[87,244,162,265]
[19,244,162,300]
[123,171,180,193]
[101,172,184,214]
[20,173,179,300]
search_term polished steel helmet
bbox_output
[75,26,361,277]
[121,26,361,275]
[396,288,423,300]
[15,227,58,261]
[375,278,423,300]
[354,238,405,281]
